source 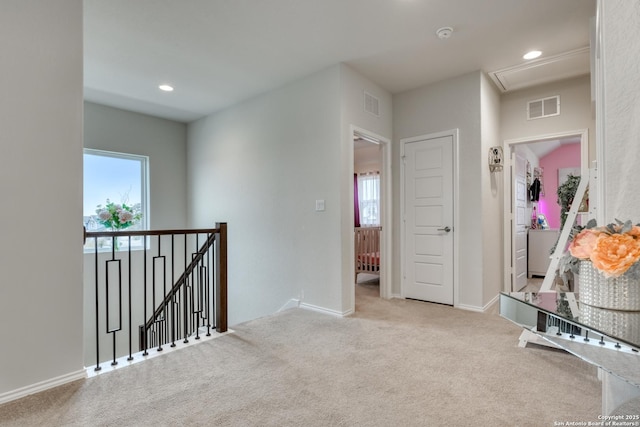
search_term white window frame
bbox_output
[357,172,381,227]
[83,148,149,252]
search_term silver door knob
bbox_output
[438,226,451,232]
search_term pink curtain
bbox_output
[354,173,360,227]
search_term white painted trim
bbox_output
[502,129,589,293]
[300,302,353,317]
[483,293,500,312]
[457,294,497,313]
[399,129,460,307]
[278,298,301,312]
[595,0,606,223]
[0,369,86,405]
[456,303,486,313]
[349,125,392,310]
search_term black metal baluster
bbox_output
[163,235,168,346]
[183,233,189,343]
[154,236,164,352]
[142,235,148,356]
[105,255,122,367]
[192,233,201,341]
[206,233,211,337]
[127,237,133,361]
[170,234,176,347]
[94,238,101,372]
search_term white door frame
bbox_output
[502,129,589,293]
[349,125,392,303]
[400,129,459,307]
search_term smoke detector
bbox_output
[436,27,453,40]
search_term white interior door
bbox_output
[403,135,453,305]
[512,152,528,291]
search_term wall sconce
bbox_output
[488,146,504,172]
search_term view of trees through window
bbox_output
[83,149,148,251]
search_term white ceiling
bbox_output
[84,0,596,123]
[526,136,581,159]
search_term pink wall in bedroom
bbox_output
[538,143,581,229]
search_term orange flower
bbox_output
[568,228,601,259]
[590,233,640,277]
[629,225,640,238]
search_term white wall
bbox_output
[83,103,189,366]
[339,64,393,311]
[188,66,343,325]
[480,73,503,306]
[393,71,484,309]
[501,75,595,161]
[84,102,188,229]
[600,0,640,221]
[0,0,84,397]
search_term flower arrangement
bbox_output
[95,200,142,231]
[560,219,640,280]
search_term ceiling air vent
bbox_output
[364,91,380,117]
[527,95,560,120]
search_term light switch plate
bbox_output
[315,199,325,211]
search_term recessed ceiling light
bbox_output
[523,50,542,60]
[159,84,174,92]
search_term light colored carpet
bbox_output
[0,282,602,426]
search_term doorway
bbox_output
[350,126,391,309]
[503,129,588,293]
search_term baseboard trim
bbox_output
[278,298,300,312]
[456,303,484,313]
[0,369,86,405]
[299,302,351,317]
[456,294,499,313]
[483,294,500,312]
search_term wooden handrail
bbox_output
[85,227,221,238]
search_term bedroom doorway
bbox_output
[503,129,588,293]
[351,126,391,308]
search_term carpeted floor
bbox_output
[0,282,602,426]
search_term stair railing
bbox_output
[84,223,227,372]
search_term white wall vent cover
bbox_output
[527,95,560,120]
[364,91,380,117]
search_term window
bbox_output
[83,149,149,251]
[357,172,380,227]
